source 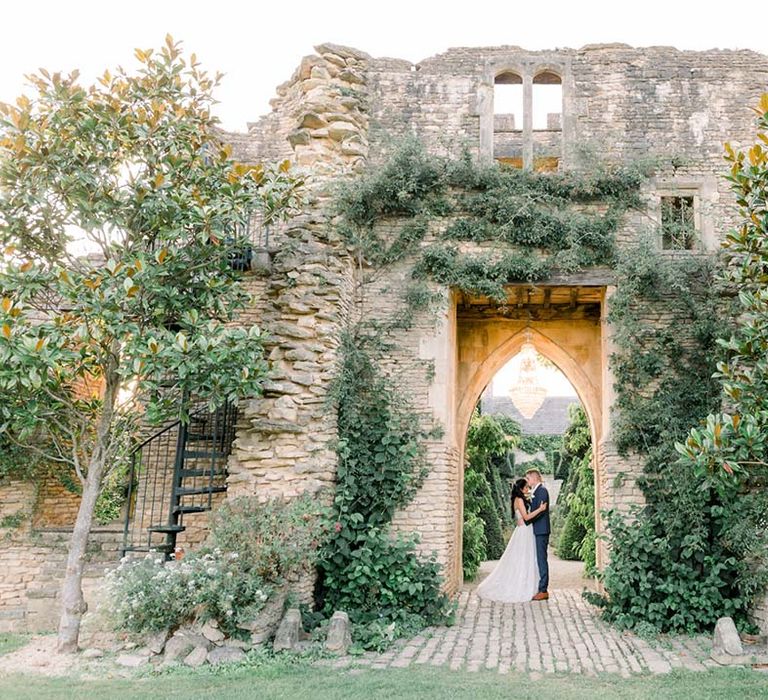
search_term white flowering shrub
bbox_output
[106,495,328,635]
[105,554,197,633]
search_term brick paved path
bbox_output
[332,589,715,676]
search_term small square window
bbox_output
[661,195,696,250]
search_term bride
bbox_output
[476,477,548,603]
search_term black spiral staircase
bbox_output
[121,401,238,559]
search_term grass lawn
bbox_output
[0,663,766,700]
[0,634,29,656]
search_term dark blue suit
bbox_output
[529,484,550,593]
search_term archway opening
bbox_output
[532,70,562,131]
[494,71,523,130]
[461,343,598,592]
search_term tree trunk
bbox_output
[56,357,120,653]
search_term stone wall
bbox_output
[0,470,127,632]
[0,477,122,632]
[4,41,768,627]
[32,477,80,528]
[229,42,768,596]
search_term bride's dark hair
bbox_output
[510,478,528,504]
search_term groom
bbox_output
[526,468,550,601]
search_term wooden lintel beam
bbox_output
[457,302,601,321]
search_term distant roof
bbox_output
[480,394,580,435]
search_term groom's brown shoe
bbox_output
[532,592,549,601]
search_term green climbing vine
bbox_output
[585,240,740,632]
[330,131,761,637]
[338,141,652,304]
[589,98,768,634]
[317,330,453,651]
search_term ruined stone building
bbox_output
[2,42,768,633]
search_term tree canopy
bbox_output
[0,35,304,651]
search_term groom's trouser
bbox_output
[535,534,549,592]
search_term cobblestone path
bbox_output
[331,589,715,676]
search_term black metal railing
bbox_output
[121,400,238,558]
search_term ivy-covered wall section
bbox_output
[589,99,768,634]
[321,86,768,636]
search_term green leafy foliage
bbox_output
[587,509,749,633]
[93,456,134,524]
[318,331,452,649]
[0,40,308,649]
[462,510,487,580]
[0,37,304,490]
[464,466,504,560]
[335,141,649,304]
[462,413,519,574]
[208,496,329,585]
[555,406,595,573]
[591,240,735,632]
[329,333,429,527]
[590,101,768,631]
[106,495,324,636]
[320,527,449,629]
[337,138,447,227]
[413,245,551,303]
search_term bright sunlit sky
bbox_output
[2,1,765,398]
[2,1,767,132]
[493,354,577,398]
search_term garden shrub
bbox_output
[318,331,453,650]
[462,511,487,580]
[462,413,517,565]
[594,100,768,632]
[464,466,505,560]
[106,495,324,636]
[555,406,596,575]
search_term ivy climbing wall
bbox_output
[226,44,768,598]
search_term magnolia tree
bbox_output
[0,37,304,652]
[676,93,768,604]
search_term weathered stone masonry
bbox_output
[3,42,768,631]
[230,42,768,596]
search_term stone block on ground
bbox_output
[164,632,211,661]
[201,620,226,644]
[183,646,209,668]
[713,617,743,656]
[224,638,251,650]
[273,608,301,652]
[115,653,149,668]
[145,629,171,655]
[207,646,247,665]
[325,610,352,654]
[240,589,287,645]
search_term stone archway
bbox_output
[452,285,608,585]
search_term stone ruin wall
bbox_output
[233,43,768,596]
[3,42,768,629]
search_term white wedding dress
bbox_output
[476,502,539,603]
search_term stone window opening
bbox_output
[532,71,562,132]
[660,194,697,250]
[494,72,523,132]
[488,65,564,169]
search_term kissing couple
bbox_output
[476,468,551,603]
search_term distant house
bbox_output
[480,392,580,435]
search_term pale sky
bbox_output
[2,1,767,132]
[492,353,578,398]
